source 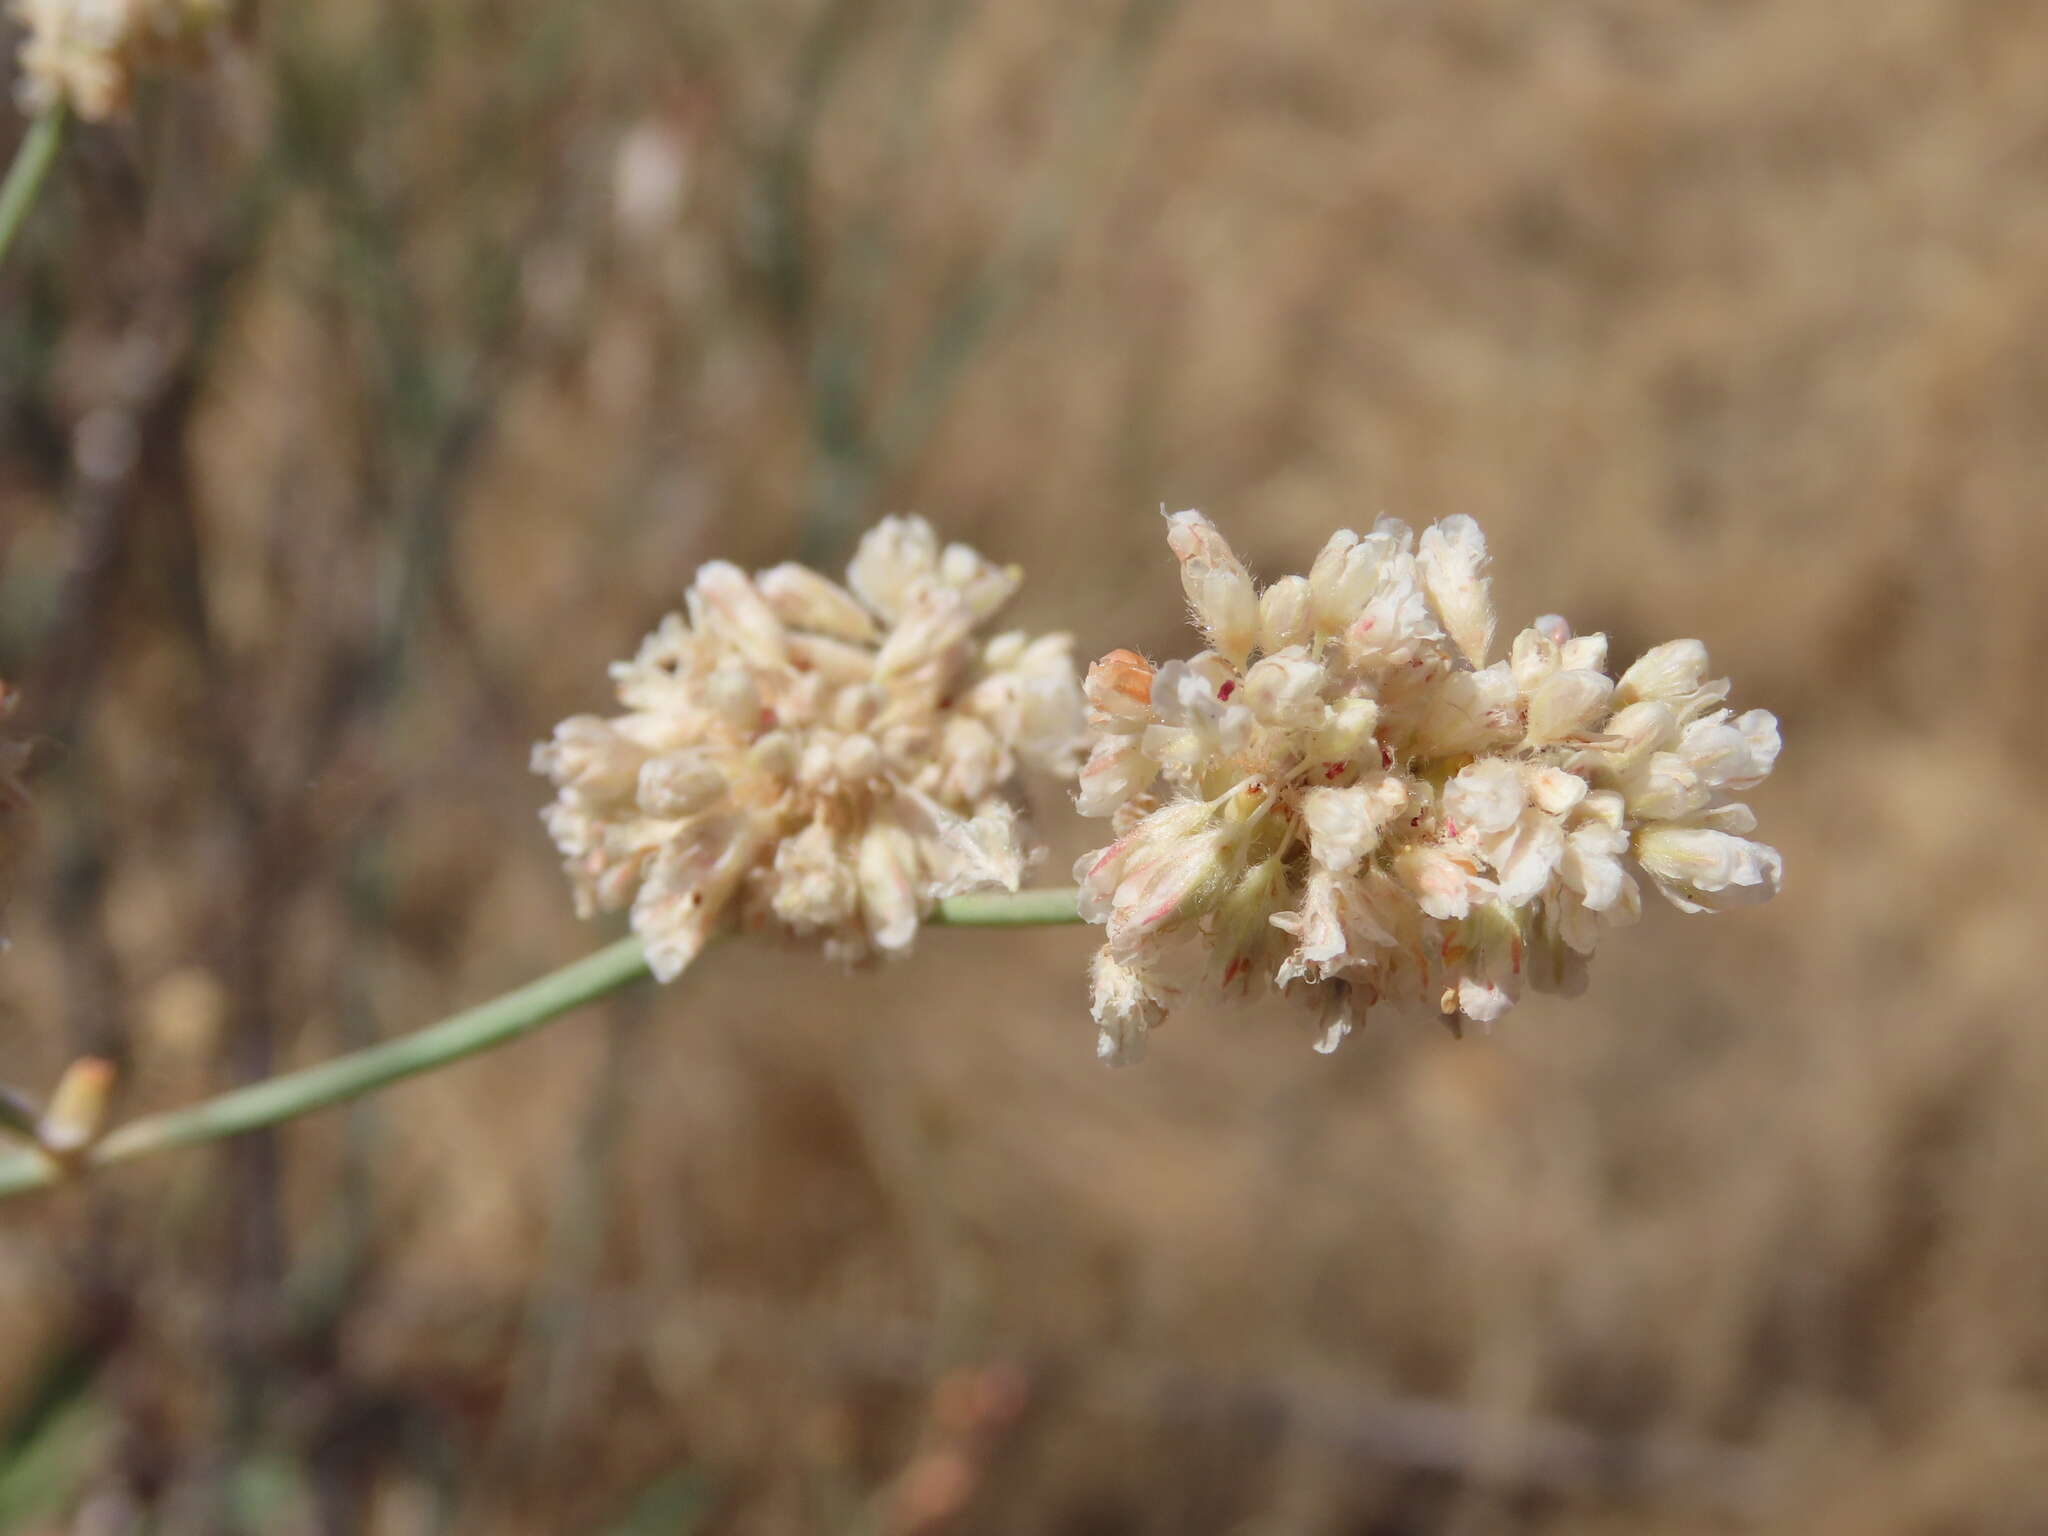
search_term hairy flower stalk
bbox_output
[536,517,1086,981]
[1077,512,1782,1064]
[12,0,228,121]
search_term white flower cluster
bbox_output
[535,518,1085,982]
[12,0,227,121]
[1077,512,1782,1064]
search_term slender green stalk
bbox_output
[0,888,1083,1202]
[927,886,1085,927]
[0,106,66,272]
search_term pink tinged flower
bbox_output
[1164,511,1260,667]
[1526,765,1587,817]
[1525,669,1615,744]
[1394,845,1492,921]
[1077,737,1156,817]
[1085,649,1156,728]
[1634,827,1784,914]
[1075,800,1208,919]
[1258,575,1311,653]
[1348,567,1440,662]
[635,820,760,982]
[1091,947,1167,1066]
[1417,515,1496,667]
[1104,827,1232,953]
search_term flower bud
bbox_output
[637,754,727,818]
[39,1058,116,1160]
[1241,649,1326,729]
[1084,649,1155,728]
[1258,576,1311,653]
[1165,511,1259,667]
[758,562,880,642]
[1417,515,1495,666]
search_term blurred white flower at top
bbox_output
[12,0,228,121]
[1076,510,1783,1064]
[534,517,1086,982]
[613,120,690,239]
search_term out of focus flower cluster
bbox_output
[535,518,1085,982]
[1078,512,1782,1063]
[12,0,228,121]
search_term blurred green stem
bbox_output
[0,888,1084,1201]
[0,106,66,271]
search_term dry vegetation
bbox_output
[2,0,2046,1530]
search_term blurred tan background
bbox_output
[2,0,2046,1530]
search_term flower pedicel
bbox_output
[1077,512,1782,1064]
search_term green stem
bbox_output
[0,888,1084,1201]
[0,106,66,272]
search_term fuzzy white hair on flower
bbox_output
[1075,510,1782,1064]
[535,517,1086,981]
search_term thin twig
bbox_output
[0,889,1086,1201]
[0,106,66,271]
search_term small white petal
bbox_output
[1444,758,1525,836]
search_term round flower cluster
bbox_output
[1076,512,1782,1064]
[12,0,228,122]
[535,517,1086,982]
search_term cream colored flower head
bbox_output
[13,0,228,122]
[536,517,1086,982]
[1076,511,1782,1064]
